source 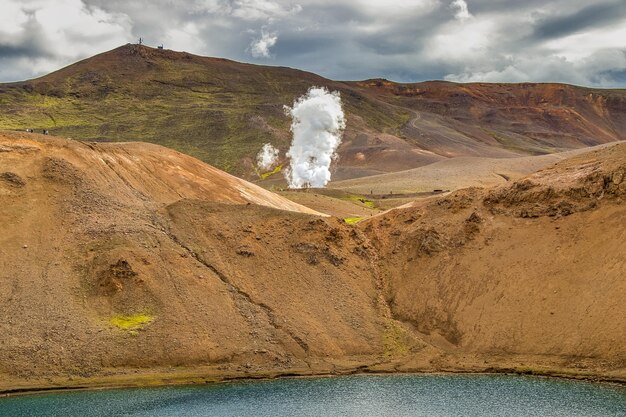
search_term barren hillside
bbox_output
[0,132,624,393]
[365,143,626,377]
[329,144,615,194]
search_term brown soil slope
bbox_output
[365,143,626,377]
[0,132,624,392]
[0,131,319,214]
[0,131,391,391]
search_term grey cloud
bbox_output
[354,8,452,56]
[532,1,626,40]
[0,15,51,59]
[0,0,624,87]
[598,68,626,84]
[0,43,43,59]
[356,33,421,56]
[272,32,337,57]
[468,0,564,15]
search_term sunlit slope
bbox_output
[0,132,624,392]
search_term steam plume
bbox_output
[256,143,279,170]
[284,87,346,188]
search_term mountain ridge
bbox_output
[0,44,624,180]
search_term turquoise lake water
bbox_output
[1,374,624,416]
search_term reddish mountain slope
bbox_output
[351,79,625,155]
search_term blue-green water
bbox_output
[1,374,624,417]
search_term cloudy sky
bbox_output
[1,0,625,86]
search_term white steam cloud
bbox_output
[284,87,346,189]
[256,143,279,170]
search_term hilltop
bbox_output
[0,131,624,393]
[0,44,624,180]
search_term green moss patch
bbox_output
[344,217,364,225]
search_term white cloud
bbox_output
[450,0,471,20]
[0,0,132,81]
[346,0,438,18]
[543,21,626,61]
[438,6,626,87]
[231,0,301,21]
[0,1,29,35]
[31,0,131,55]
[248,29,278,58]
[164,22,206,52]
[426,18,494,62]
[443,49,626,87]
[191,0,301,21]
[0,0,624,86]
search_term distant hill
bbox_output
[350,79,626,155]
[0,44,624,180]
[330,144,614,195]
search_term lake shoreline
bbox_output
[2,365,625,399]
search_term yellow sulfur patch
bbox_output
[259,164,283,180]
[346,195,376,209]
[110,314,154,330]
